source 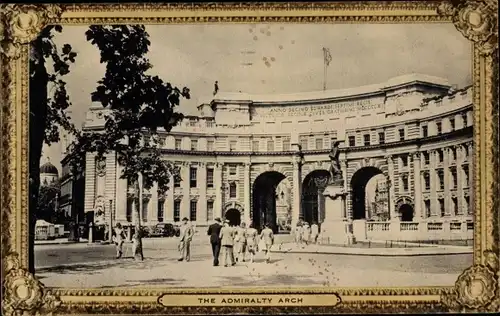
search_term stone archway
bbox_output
[252,171,286,233]
[223,201,244,226]
[301,170,330,225]
[396,197,414,222]
[350,166,384,220]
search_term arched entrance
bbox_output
[302,170,330,225]
[252,171,286,233]
[396,197,414,222]
[350,166,384,220]
[225,209,241,226]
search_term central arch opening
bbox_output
[301,170,330,225]
[225,208,241,226]
[351,166,384,220]
[252,171,286,233]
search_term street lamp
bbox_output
[385,175,392,220]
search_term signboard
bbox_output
[251,98,383,119]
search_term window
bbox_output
[207,200,214,221]
[378,132,385,144]
[142,199,149,222]
[436,121,442,135]
[189,167,197,188]
[174,200,181,222]
[174,174,181,188]
[282,138,290,151]
[267,139,274,151]
[401,175,409,191]
[462,112,468,127]
[438,170,445,190]
[451,148,457,161]
[251,140,259,152]
[451,168,457,189]
[399,128,405,141]
[423,172,431,190]
[189,120,196,127]
[401,155,408,167]
[424,200,431,217]
[449,118,455,131]
[439,199,445,216]
[229,165,237,176]
[424,152,430,165]
[463,145,469,158]
[300,138,308,150]
[438,151,444,163]
[175,138,182,150]
[421,125,428,138]
[157,200,164,222]
[315,138,323,150]
[452,197,458,215]
[464,196,471,215]
[348,136,356,147]
[207,140,214,152]
[363,134,370,146]
[126,197,133,222]
[463,165,469,186]
[229,182,237,198]
[190,200,197,221]
[191,139,198,151]
[229,140,237,151]
[206,168,214,188]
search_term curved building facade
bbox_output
[78,74,473,241]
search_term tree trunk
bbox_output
[133,181,144,260]
[29,43,49,274]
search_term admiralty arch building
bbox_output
[68,74,473,241]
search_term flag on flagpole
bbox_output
[323,47,332,66]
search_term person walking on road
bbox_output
[260,223,274,264]
[220,220,236,267]
[245,223,258,263]
[303,222,311,245]
[234,222,248,263]
[178,217,194,262]
[207,217,223,266]
[113,223,126,259]
[311,222,319,244]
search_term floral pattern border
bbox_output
[1,1,498,314]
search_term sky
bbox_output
[41,23,472,172]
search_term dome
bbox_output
[40,161,58,175]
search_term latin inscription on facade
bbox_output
[251,99,384,119]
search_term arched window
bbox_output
[229,182,237,199]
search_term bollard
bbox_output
[88,222,94,244]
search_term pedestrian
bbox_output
[235,222,247,262]
[259,223,274,264]
[303,222,311,245]
[294,222,302,245]
[113,223,126,259]
[207,217,222,266]
[178,217,194,262]
[245,223,258,263]
[219,219,236,267]
[311,222,319,244]
[298,222,305,246]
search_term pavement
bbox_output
[34,235,473,288]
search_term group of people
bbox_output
[112,217,276,265]
[294,221,320,245]
[208,218,274,266]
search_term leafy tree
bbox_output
[37,180,68,224]
[28,26,78,273]
[68,25,189,260]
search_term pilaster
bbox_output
[214,162,223,219]
[182,162,190,219]
[291,156,302,229]
[412,152,422,219]
[385,155,397,221]
[198,162,208,223]
[243,162,251,224]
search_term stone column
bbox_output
[291,155,302,229]
[182,162,190,220]
[412,152,422,220]
[386,155,397,221]
[166,174,174,221]
[443,148,450,216]
[198,163,207,224]
[243,162,251,225]
[214,163,223,219]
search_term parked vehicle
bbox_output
[152,223,177,237]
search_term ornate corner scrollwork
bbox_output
[437,0,498,56]
[441,250,499,312]
[1,4,64,60]
[2,253,61,316]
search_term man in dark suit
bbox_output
[207,217,222,266]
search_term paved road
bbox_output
[35,236,472,288]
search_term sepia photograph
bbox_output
[29,21,476,290]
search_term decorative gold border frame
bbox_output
[1,1,498,314]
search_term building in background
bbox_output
[67,74,473,241]
[40,160,59,186]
